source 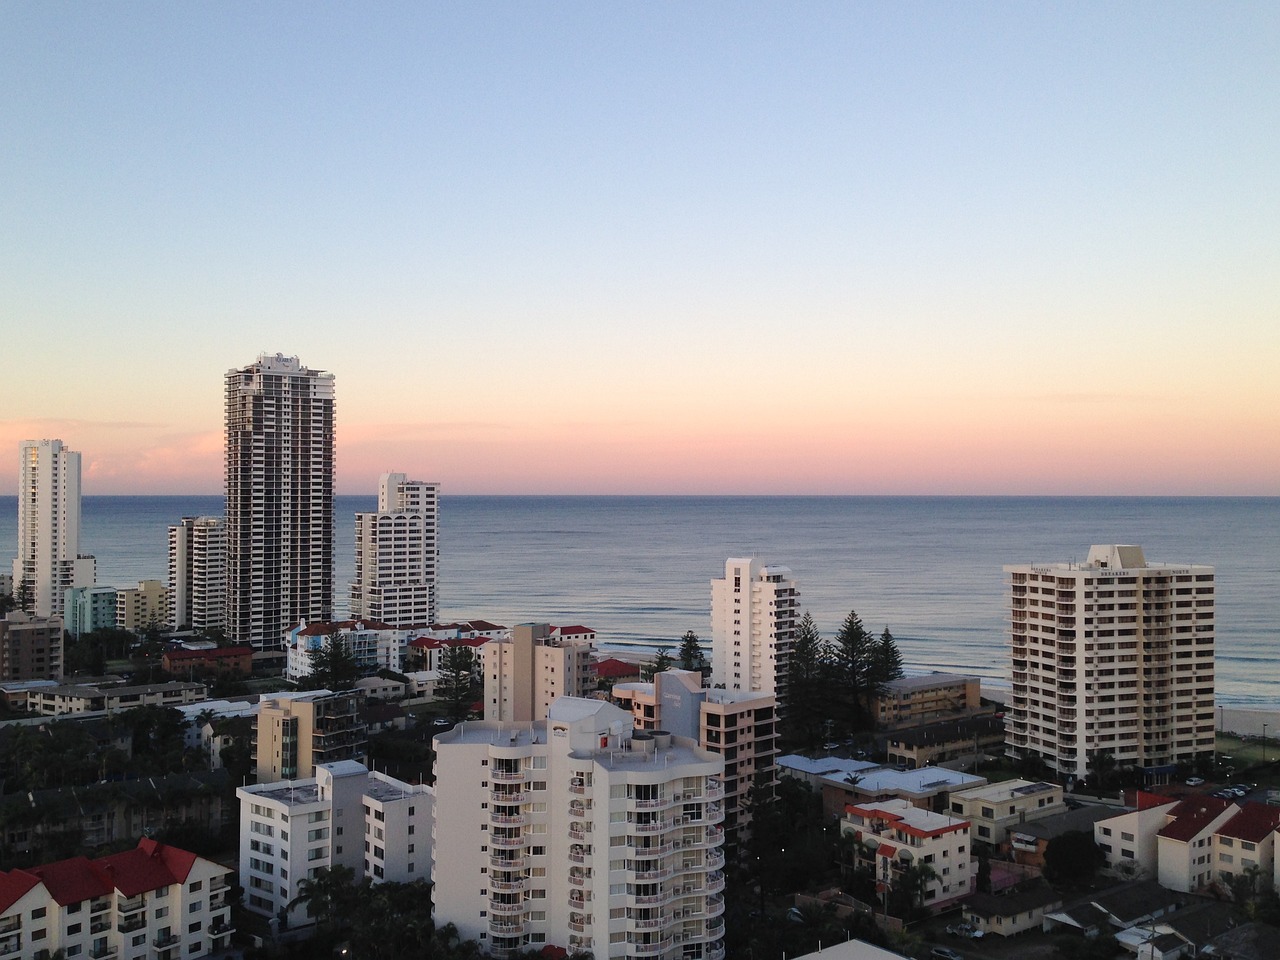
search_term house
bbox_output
[963,879,1063,937]
[873,673,981,728]
[1045,881,1187,938]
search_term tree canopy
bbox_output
[308,631,361,691]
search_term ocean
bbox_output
[1,496,1276,708]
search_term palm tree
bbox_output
[285,864,360,931]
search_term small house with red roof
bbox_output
[0,839,233,960]
[592,657,642,685]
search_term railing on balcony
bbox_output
[627,937,673,956]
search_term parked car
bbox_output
[1232,784,1255,795]
[1185,777,1205,786]
[932,948,964,960]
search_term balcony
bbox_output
[0,935,21,958]
[708,945,726,960]
[630,914,667,930]
[490,833,525,848]
[488,919,526,937]
[627,937,673,956]
[490,812,527,826]
[90,947,119,959]
[489,899,525,915]
[490,856,526,870]
[490,790,529,804]
[490,768,527,783]
[632,819,671,834]
[633,865,674,882]
[490,877,525,892]
[153,933,181,948]
[118,917,147,934]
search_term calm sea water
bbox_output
[1,496,1276,708]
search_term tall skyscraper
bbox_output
[709,558,798,714]
[224,354,335,649]
[1005,544,1216,780]
[12,439,95,618]
[350,472,439,627]
[169,515,225,632]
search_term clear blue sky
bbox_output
[2,3,1277,494]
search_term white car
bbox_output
[1185,777,1205,786]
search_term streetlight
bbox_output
[1263,724,1268,764]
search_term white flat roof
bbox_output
[779,755,879,777]
[822,766,985,795]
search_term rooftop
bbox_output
[1159,796,1235,842]
[885,673,978,692]
[824,766,986,796]
[952,779,1059,804]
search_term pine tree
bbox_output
[642,647,674,681]
[788,611,826,746]
[870,626,904,691]
[439,644,477,720]
[308,630,361,691]
[677,630,706,672]
[832,609,876,734]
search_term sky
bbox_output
[1,3,1277,496]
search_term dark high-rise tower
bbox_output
[224,353,335,648]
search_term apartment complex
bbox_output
[612,669,779,845]
[482,623,596,722]
[841,798,972,911]
[237,761,431,928]
[284,619,403,682]
[432,698,727,959]
[1005,544,1216,780]
[64,585,118,637]
[709,558,798,715]
[0,611,63,681]
[12,439,95,618]
[873,673,981,728]
[0,839,234,960]
[168,516,225,632]
[224,353,335,649]
[115,579,171,633]
[351,472,440,628]
[946,779,1064,846]
[254,690,367,782]
[26,680,205,716]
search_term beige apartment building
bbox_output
[432,698,727,960]
[1005,544,1216,781]
[116,579,171,633]
[254,689,367,782]
[612,669,779,845]
[947,779,1064,846]
[710,558,799,715]
[483,622,595,722]
[0,611,63,681]
[873,673,981,727]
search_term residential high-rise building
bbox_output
[1005,544,1216,780]
[0,610,63,680]
[709,558,798,714]
[224,354,335,649]
[432,698,727,959]
[350,472,439,627]
[612,668,779,849]
[12,439,95,618]
[169,515,225,632]
[115,579,171,633]
[254,689,367,782]
[482,623,596,722]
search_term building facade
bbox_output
[946,779,1064,846]
[116,579,171,634]
[169,516,225,632]
[482,623,596,722]
[0,611,63,682]
[224,354,335,649]
[709,558,798,715]
[873,673,981,728]
[1005,544,1216,780]
[284,619,404,683]
[351,472,440,628]
[12,439,95,619]
[432,698,727,959]
[0,839,234,960]
[64,586,118,638]
[237,761,432,928]
[254,690,367,782]
[612,669,779,846]
[841,797,972,912]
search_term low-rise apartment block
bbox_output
[26,680,206,716]
[1155,796,1238,892]
[237,761,431,929]
[0,839,234,960]
[886,714,1006,771]
[255,690,367,782]
[874,673,981,728]
[483,623,596,722]
[162,644,253,679]
[284,619,404,682]
[841,798,972,911]
[432,698,727,959]
[947,779,1065,846]
[819,766,986,822]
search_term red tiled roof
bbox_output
[164,646,253,661]
[1158,796,1234,842]
[593,658,640,678]
[407,636,487,649]
[0,871,41,913]
[138,838,198,884]
[26,856,111,906]
[429,620,506,633]
[1132,790,1177,811]
[1218,803,1280,843]
[877,843,896,858]
[553,625,595,636]
[297,620,396,637]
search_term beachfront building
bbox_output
[284,619,404,682]
[841,797,972,912]
[1005,544,1216,781]
[224,353,335,650]
[946,779,1065,846]
[254,690,367,782]
[168,515,225,632]
[115,579,171,634]
[432,698,727,959]
[12,438,95,619]
[612,669,779,845]
[709,558,799,716]
[64,585,118,637]
[237,761,431,929]
[482,622,596,722]
[0,839,235,960]
[873,673,981,728]
[0,611,63,681]
[351,472,440,628]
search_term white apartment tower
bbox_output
[12,439,95,618]
[350,472,439,627]
[432,698,727,960]
[709,558,798,714]
[169,516,225,631]
[483,623,596,722]
[225,354,335,649]
[1005,544,1216,780]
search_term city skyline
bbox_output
[2,5,1277,497]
